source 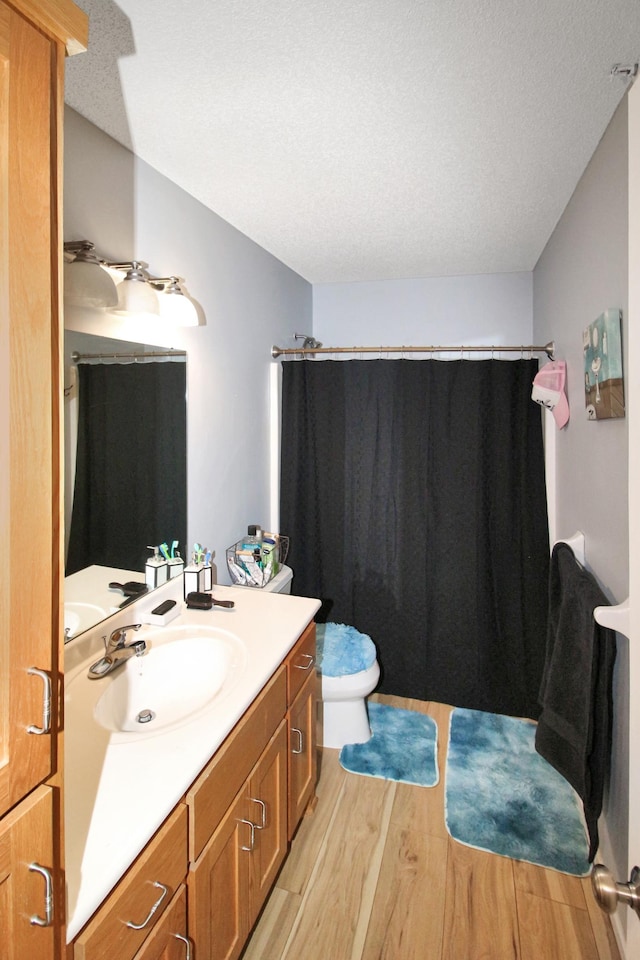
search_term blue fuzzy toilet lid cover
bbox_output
[315,622,377,677]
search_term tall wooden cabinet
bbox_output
[0,2,87,956]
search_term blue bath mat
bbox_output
[339,702,439,787]
[445,708,590,876]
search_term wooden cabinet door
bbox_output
[188,788,250,960]
[0,785,55,960]
[288,663,318,840]
[246,721,288,921]
[0,0,58,818]
[132,886,189,960]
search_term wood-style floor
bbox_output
[243,695,622,960]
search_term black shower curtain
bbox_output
[280,358,549,719]
[66,361,187,576]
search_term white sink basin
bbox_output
[66,624,247,741]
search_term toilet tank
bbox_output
[231,564,293,594]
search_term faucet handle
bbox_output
[107,623,143,649]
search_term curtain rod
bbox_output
[271,341,555,360]
[71,349,186,362]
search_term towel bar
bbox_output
[594,597,630,639]
[553,532,631,640]
[555,531,585,566]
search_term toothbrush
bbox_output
[194,542,205,565]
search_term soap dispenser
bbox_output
[145,545,168,589]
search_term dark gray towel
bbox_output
[535,542,616,861]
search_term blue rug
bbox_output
[445,708,591,876]
[339,702,439,787]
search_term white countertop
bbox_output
[64,578,320,942]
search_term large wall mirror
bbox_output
[64,331,187,639]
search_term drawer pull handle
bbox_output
[291,727,304,754]
[239,818,256,852]
[27,668,52,735]
[250,796,267,829]
[294,654,314,671]
[29,863,53,927]
[174,933,192,959]
[126,881,168,929]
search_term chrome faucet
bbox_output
[87,624,146,679]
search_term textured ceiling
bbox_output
[64,0,640,283]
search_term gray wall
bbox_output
[533,100,630,880]
[64,107,312,582]
[313,272,533,350]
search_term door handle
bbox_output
[27,668,52,735]
[239,818,256,852]
[291,727,304,754]
[28,863,53,927]
[592,863,640,917]
[249,796,267,829]
[294,654,314,671]
[174,933,192,959]
[125,881,168,929]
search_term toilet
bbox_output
[315,622,380,749]
[233,566,381,749]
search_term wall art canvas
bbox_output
[583,309,625,420]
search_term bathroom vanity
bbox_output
[64,579,320,959]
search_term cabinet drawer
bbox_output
[287,621,316,705]
[73,804,188,960]
[187,666,286,862]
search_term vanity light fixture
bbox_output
[63,241,199,326]
[153,277,199,327]
[111,261,160,316]
[63,240,119,308]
